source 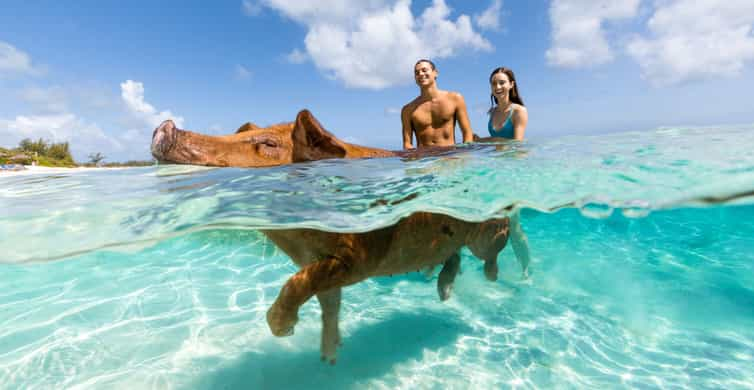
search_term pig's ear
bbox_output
[236,122,262,133]
[291,110,346,162]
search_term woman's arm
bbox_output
[512,105,528,140]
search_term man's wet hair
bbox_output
[415,59,436,70]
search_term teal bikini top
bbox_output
[488,106,515,138]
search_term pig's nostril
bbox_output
[151,120,176,158]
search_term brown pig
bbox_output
[261,212,511,364]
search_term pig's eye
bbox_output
[248,135,280,148]
[260,139,278,148]
[249,135,282,158]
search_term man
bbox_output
[401,59,474,149]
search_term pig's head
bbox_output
[151,110,393,167]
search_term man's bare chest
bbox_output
[410,101,456,128]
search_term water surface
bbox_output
[1,126,753,388]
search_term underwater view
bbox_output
[2,126,754,389]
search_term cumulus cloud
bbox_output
[258,0,388,24]
[475,0,503,31]
[546,0,640,68]
[249,0,491,89]
[2,81,183,161]
[0,41,40,76]
[115,80,185,160]
[0,82,131,160]
[0,113,121,159]
[120,80,184,128]
[627,0,754,85]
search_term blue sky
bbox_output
[2,0,754,162]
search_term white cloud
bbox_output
[475,0,503,31]
[258,0,388,25]
[0,113,121,160]
[252,0,491,89]
[18,86,68,113]
[546,0,640,68]
[241,0,263,16]
[120,80,184,128]
[117,80,184,160]
[627,0,754,85]
[1,80,183,161]
[235,64,253,80]
[0,41,39,76]
[286,48,308,64]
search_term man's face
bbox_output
[414,62,437,87]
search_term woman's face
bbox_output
[490,72,513,101]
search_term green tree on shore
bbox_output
[88,152,106,166]
[15,138,75,167]
[19,138,49,156]
[3,138,153,167]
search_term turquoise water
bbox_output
[1,126,754,388]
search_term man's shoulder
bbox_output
[402,96,423,112]
[443,90,466,103]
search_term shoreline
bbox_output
[0,165,134,176]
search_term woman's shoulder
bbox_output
[511,103,527,112]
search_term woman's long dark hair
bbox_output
[489,67,524,114]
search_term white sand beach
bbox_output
[0,165,130,177]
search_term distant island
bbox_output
[0,138,155,168]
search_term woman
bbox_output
[487,66,531,278]
[488,67,528,140]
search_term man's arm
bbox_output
[453,93,474,143]
[401,105,415,149]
